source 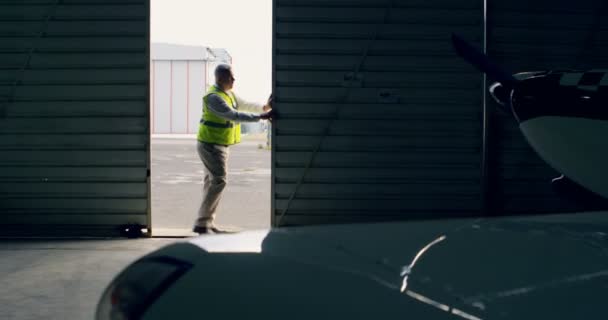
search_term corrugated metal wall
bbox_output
[2,0,599,235]
[487,0,607,215]
[151,60,206,134]
[0,0,150,237]
[272,0,485,226]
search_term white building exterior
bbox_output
[151,43,231,134]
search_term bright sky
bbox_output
[151,0,272,103]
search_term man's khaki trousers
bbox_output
[195,141,229,228]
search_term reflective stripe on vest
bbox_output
[199,119,235,128]
[197,85,241,145]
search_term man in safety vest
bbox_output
[194,64,274,235]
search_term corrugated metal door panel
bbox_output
[488,0,607,215]
[0,167,145,181]
[0,151,146,166]
[275,183,482,197]
[0,182,147,197]
[153,61,170,133]
[187,61,205,134]
[0,20,146,36]
[0,38,146,51]
[5,101,146,117]
[0,134,146,148]
[275,136,479,151]
[2,199,147,212]
[0,69,147,84]
[0,0,149,237]
[0,118,145,133]
[276,87,479,105]
[171,61,188,134]
[275,168,480,183]
[278,103,480,117]
[273,0,484,226]
[0,85,145,100]
[276,119,479,135]
[276,55,478,72]
[276,152,480,167]
[0,53,146,68]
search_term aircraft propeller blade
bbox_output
[451,33,518,87]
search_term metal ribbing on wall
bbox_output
[272,0,485,226]
[0,0,150,237]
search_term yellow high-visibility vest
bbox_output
[197,85,241,145]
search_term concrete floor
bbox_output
[151,136,271,236]
[0,238,182,320]
[0,135,271,319]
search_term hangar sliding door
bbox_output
[487,0,607,215]
[272,0,485,226]
[0,0,150,237]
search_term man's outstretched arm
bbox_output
[206,94,261,122]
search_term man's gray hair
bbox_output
[214,64,232,79]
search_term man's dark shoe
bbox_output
[192,226,214,235]
[209,226,232,234]
[209,226,239,234]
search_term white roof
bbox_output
[151,43,213,61]
[208,48,232,63]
